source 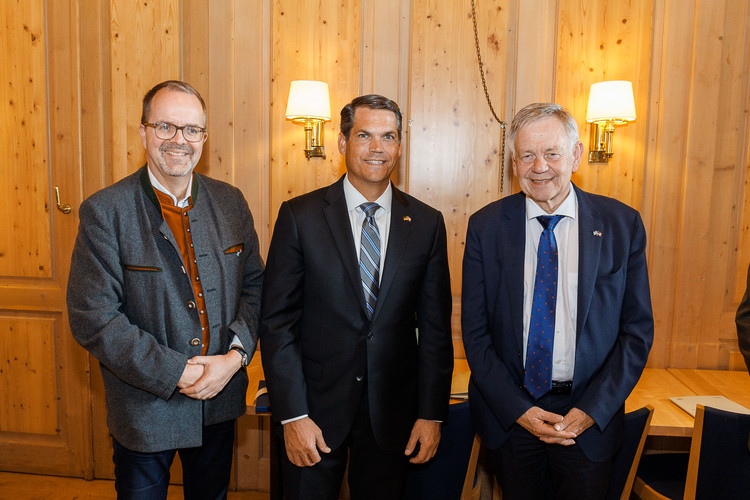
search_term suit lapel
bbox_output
[504,194,527,354]
[372,187,411,322]
[323,178,368,314]
[574,185,603,338]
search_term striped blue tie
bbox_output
[524,215,564,399]
[359,203,381,319]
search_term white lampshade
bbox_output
[586,81,636,123]
[285,80,331,121]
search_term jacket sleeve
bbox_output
[259,201,310,421]
[66,199,186,401]
[415,211,454,421]
[225,192,264,360]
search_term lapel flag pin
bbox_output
[403,216,412,222]
[593,230,602,237]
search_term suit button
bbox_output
[367,332,373,340]
[355,376,364,382]
[187,301,196,309]
[190,338,200,346]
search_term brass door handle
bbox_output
[54,186,72,214]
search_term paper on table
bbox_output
[669,395,750,417]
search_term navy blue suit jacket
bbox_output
[461,185,653,461]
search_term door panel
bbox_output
[0,0,91,477]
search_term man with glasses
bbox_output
[462,103,653,499]
[67,80,264,499]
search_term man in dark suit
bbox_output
[461,103,653,499]
[260,94,453,499]
[67,80,264,499]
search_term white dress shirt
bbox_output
[343,173,393,271]
[522,188,579,382]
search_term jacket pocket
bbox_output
[224,243,244,255]
[124,264,161,272]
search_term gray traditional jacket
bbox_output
[67,166,264,452]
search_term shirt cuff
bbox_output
[229,335,244,353]
[281,414,308,425]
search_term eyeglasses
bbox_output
[516,152,566,164]
[142,122,206,142]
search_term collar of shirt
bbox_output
[147,167,193,209]
[343,174,393,213]
[525,185,577,221]
[343,173,392,269]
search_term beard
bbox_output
[157,142,197,177]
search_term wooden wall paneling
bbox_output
[555,0,653,209]
[108,0,181,181]
[232,0,272,256]
[666,0,734,368]
[203,2,235,185]
[360,0,411,189]
[642,0,697,368]
[79,0,112,199]
[733,5,750,307]
[675,0,732,367]
[0,0,52,278]
[269,0,362,226]
[407,0,510,356]
[510,0,558,111]
[713,0,750,366]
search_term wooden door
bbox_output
[0,0,92,477]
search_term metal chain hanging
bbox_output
[471,0,507,194]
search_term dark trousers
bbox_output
[488,393,612,500]
[281,393,409,500]
[112,419,235,500]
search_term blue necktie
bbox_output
[524,215,564,400]
[359,203,381,319]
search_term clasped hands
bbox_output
[176,350,243,400]
[516,406,594,445]
[282,417,441,467]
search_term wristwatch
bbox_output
[230,346,249,367]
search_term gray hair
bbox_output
[508,103,579,157]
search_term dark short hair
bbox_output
[508,103,579,157]
[340,94,402,141]
[141,80,207,125]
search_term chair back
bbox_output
[401,401,478,500]
[684,404,750,499]
[605,405,654,500]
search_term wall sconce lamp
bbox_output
[586,80,636,163]
[285,80,331,160]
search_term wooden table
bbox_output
[625,368,697,437]
[668,369,750,410]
